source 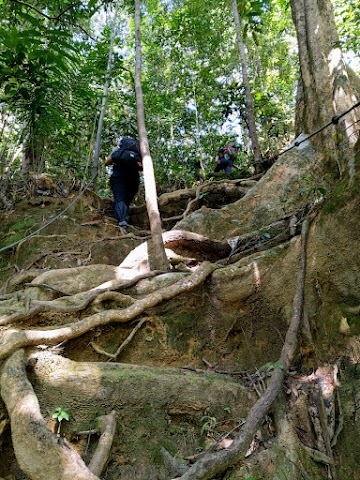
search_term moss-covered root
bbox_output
[0,349,100,480]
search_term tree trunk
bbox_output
[232,0,262,170]
[92,1,120,184]
[134,0,169,271]
[290,0,360,178]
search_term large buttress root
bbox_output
[172,219,310,480]
[0,349,100,480]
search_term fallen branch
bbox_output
[172,219,310,480]
[0,262,218,361]
[88,410,117,477]
[0,349,100,480]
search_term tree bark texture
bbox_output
[134,0,169,271]
[88,411,117,477]
[290,0,360,175]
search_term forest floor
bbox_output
[0,157,360,480]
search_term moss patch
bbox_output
[323,175,359,214]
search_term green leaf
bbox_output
[52,407,70,422]
[273,361,285,370]
[17,11,43,27]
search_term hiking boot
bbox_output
[118,220,129,228]
[118,220,129,234]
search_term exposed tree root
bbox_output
[163,183,204,222]
[0,349,100,480]
[162,230,231,260]
[222,208,308,265]
[172,219,310,480]
[90,317,147,359]
[0,270,169,325]
[316,384,338,480]
[161,447,189,477]
[0,262,217,360]
[160,179,258,222]
[1,270,45,294]
[88,410,117,477]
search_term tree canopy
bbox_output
[0,0,358,189]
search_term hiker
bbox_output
[214,145,238,173]
[105,137,143,229]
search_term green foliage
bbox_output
[0,219,36,249]
[297,175,327,201]
[335,0,360,56]
[52,406,70,435]
[200,415,217,436]
[0,0,300,190]
[10,219,36,233]
[52,406,70,423]
[0,233,23,249]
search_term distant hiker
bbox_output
[214,145,238,173]
[105,137,143,229]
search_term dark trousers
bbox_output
[110,176,139,224]
[214,157,232,173]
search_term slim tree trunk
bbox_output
[232,0,262,170]
[92,0,120,184]
[134,0,169,271]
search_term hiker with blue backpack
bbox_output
[214,144,238,173]
[105,137,143,230]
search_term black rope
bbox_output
[256,99,360,165]
[0,173,97,255]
